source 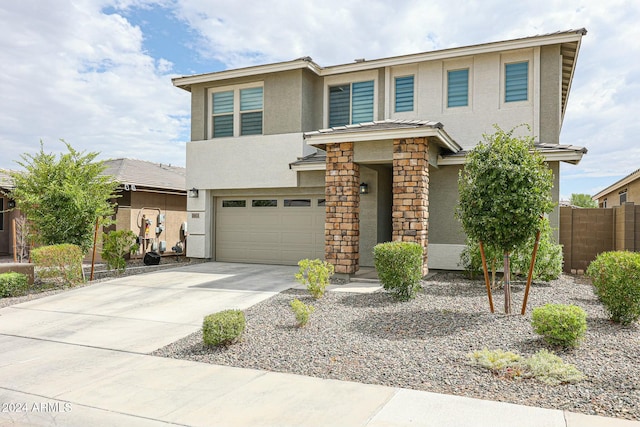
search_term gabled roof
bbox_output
[172,29,586,119]
[303,119,461,152]
[592,168,640,200]
[101,158,186,193]
[437,142,588,165]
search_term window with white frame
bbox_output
[505,61,528,102]
[210,84,263,138]
[394,76,414,112]
[447,69,469,108]
[328,80,374,127]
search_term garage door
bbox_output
[215,195,326,265]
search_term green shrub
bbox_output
[202,309,246,347]
[523,349,585,385]
[459,218,562,283]
[31,244,83,286]
[532,304,587,347]
[295,259,334,299]
[468,348,585,385]
[290,298,315,327]
[374,242,423,301]
[101,230,139,273]
[586,251,640,325]
[0,273,29,298]
[511,219,563,282]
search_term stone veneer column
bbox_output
[392,137,429,275]
[325,142,360,274]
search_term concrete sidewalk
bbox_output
[0,262,638,426]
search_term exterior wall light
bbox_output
[359,183,369,195]
[188,188,199,198]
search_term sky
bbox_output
[0,0,639,200]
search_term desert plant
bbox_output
[468,348,522,372]
[295,259,334,299]
[587,251,640,325]
[290,298,315,327]
[468,348,585,385]
[532,304,587,347]
[523,349,585,385]
[374,241,423,301]
[202,309,246,347]
[0,272,29,298]
[101,230,139,273]
[31,244,83,286]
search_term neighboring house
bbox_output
[0,159,187,259]
[101,158,188,257]
[592,168,640,208]
[172,29,587,276]
[0,170,20,257]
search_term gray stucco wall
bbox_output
[428,164,465,245]
[301,69,323,132]
[539,45,561,144]
[189,70,309,141]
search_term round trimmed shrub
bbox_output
[203,309,246,347]
[374,241,423,301]
[586,251,640,325]
[532,304,587,347]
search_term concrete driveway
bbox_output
[0,262,298,353]
[1,262,638,427]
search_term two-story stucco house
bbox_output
[173,29,587,277]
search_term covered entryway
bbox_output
[215,195,325,265]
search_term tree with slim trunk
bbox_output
[457,125,554,314]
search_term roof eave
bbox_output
[438,149,586,166]
[172,59,323,91]
[304,127,461,153]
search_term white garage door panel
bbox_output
[215,195,325,265]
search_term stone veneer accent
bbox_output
[392,137,429,275]
[324,142,360,274]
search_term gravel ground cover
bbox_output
[153,272,640,421]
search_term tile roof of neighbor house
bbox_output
[592,168,640,200]
[101,158,186,192]
[0,170,14,190]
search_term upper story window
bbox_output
[619,190,627,204]
[329,80,374,127]
[210,84,263,138]
[394,76,414,112]
[447,69,469,108]
[505,61,528,102]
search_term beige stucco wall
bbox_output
[428,164,465,245]
[359,166,379,267]
[597,178,640,208]
[126,192,187,256]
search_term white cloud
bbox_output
[1,0,638,198]
[0,0,189,170]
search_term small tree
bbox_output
[10,141,118,254]
[101,230,139,273]
[457,125,554,313]
[569,193,597,208]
